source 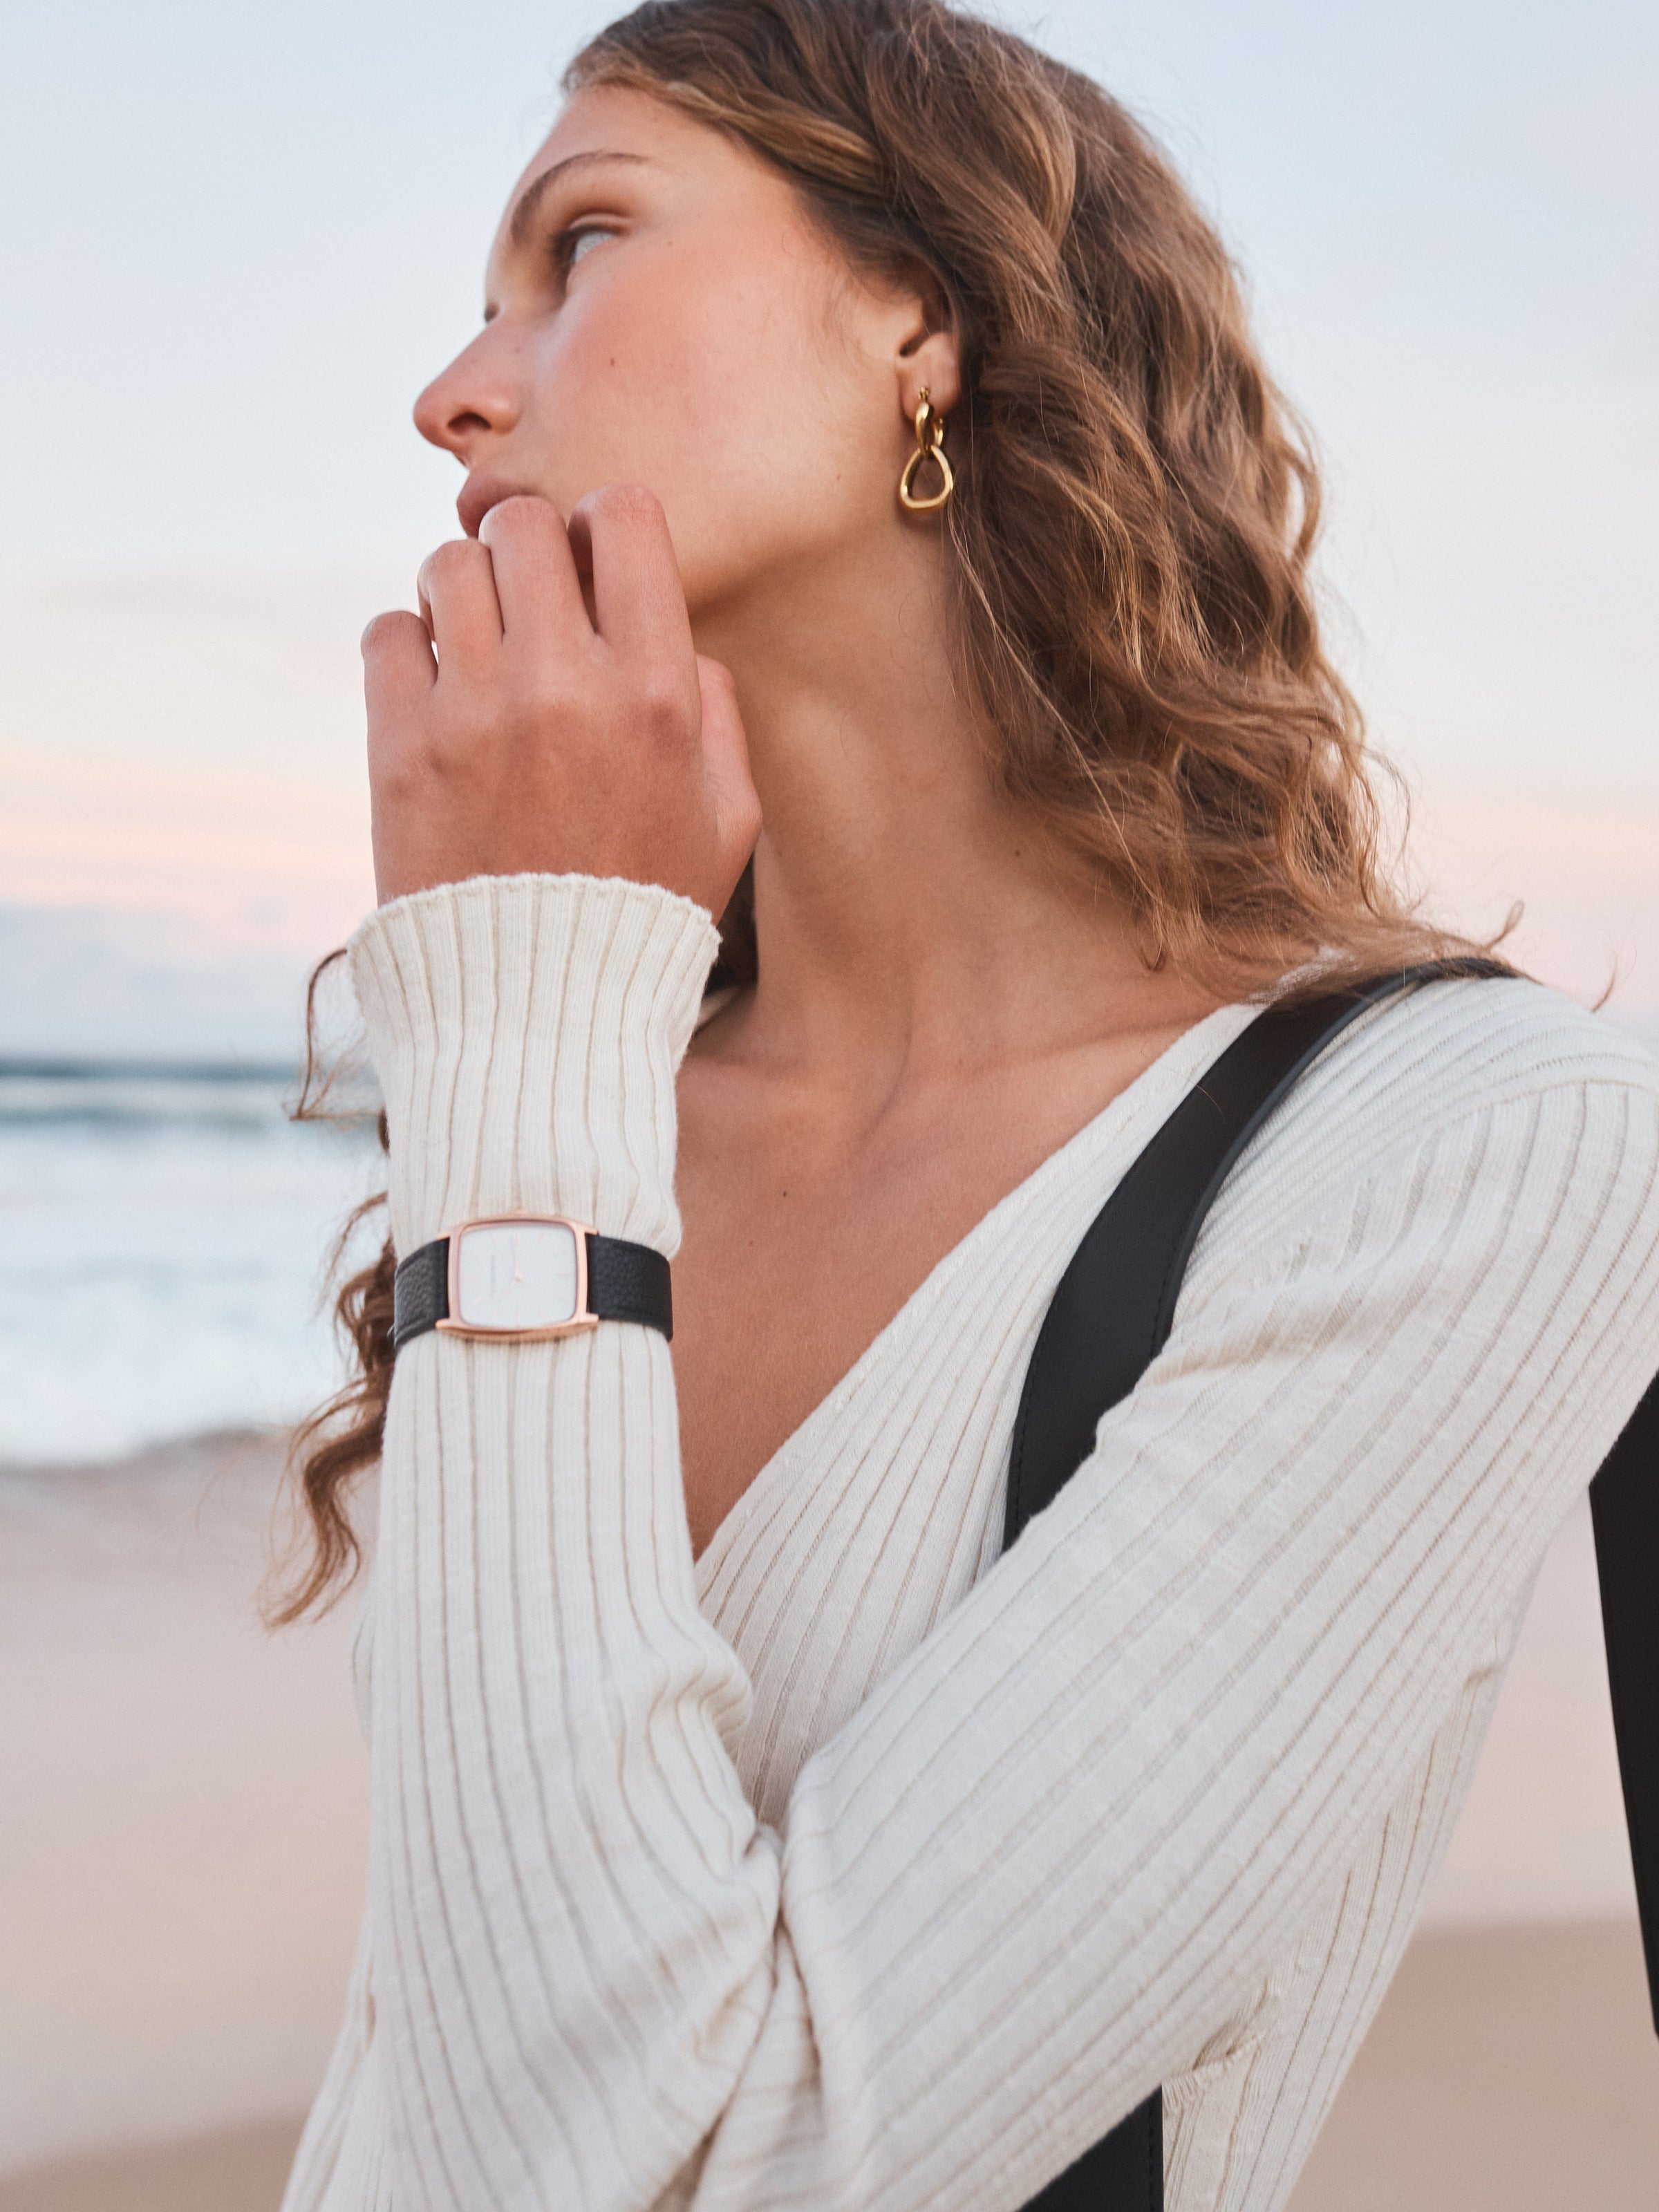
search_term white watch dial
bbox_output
[453,1220,581,1332]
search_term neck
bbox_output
[695,544,1216,1096]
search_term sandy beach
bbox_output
[1,1434,1654,2210]
[0,1436,368,2195]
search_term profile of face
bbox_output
[413,86,960,626]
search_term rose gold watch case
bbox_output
[435,1212,600,1342]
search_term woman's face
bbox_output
[414,86,941,621]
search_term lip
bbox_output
[457,474,528,538]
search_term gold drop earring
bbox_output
[898,388,955,513]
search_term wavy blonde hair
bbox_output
[271,0,1494,1622]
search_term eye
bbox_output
[554,223,615,279]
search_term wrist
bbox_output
[349,872,720,1257]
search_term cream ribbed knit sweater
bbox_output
[283,872,1659,2212]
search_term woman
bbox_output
[279,3,1659,2207]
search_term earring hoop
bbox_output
[898,388,955,514]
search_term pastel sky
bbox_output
[2,0,1654,1056]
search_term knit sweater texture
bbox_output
[282,870,1659,2212]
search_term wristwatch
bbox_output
[391,1214,673,1351]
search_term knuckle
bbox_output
[511,635,597,714]
[361,609,418,657]
[520,671,577,727]
[584,481,661,529]
[483,492,554,541]
[634,671,689,739]
[366,728,418,793]
[497,647,569,721]
[418,725,468,780]
[422,538,480,584]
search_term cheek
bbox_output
[527,233,890,601]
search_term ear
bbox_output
[894,268,961,422]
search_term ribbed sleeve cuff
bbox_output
[348,872,721,1258]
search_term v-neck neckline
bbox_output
[690,996,1259,1594]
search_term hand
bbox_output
[362,487,760,913]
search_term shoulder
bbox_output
[1249,973,1659,1185]
[1187,975,1659,1328]
[1297,971,1657,1118]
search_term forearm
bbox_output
[355,873,787,2209]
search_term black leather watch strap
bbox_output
[583,1234,675,1335]
[391,1237,450,1349]
[391,1228,672,1351]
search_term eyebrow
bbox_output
[505,149,652,250]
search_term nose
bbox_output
[413,326,521,460]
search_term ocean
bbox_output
[0,1059,384,1465]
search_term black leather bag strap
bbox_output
[1589,1375,1659,2032]
[1004,958,1510,2212]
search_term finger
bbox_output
[362,610,437,718]
[476,495,592,647]
[415,538,502,673]
[695,656,762,871]
[568,484,695,666]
